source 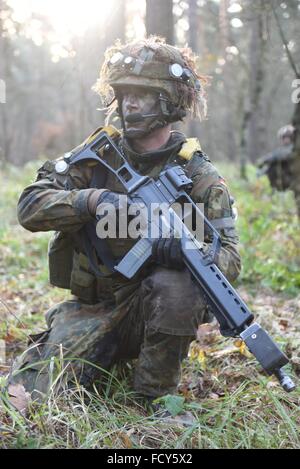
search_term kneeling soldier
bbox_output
[9,37,241,423]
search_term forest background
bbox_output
[0,0,299,449]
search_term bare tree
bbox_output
[104,0,126,47]
[293,98,300,136]
[0,0,13,163]
[246,1,268,163]
[187,0,202,138]
[219,0,237,161]
[146,0,174,44]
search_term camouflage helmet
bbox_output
[277,125,295,142]
[93,36,207,122]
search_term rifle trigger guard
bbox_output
[201,232,221,266]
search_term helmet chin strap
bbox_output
[123,116,166,139]
[158,94,187,123]
[116,92,186,139]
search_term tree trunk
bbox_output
[239,108,251,180]
[146,0,174,44]
[293,102,300,153]
[246,1,267,163]
[104,0,126,46]
[0,0,12,163]
[292,101,300,216]
[188,0,201,138]
[188,0,199,52]
[219,0,237,161]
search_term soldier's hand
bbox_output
[88,190,130,217]
[97,190,130,212]
[151,237,184,270]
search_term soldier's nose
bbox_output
[124,93,139,106]
[124,100,139,114]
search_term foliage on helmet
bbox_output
[93,36,208,122]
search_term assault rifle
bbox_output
[70,129,296,393]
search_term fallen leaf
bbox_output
[0,365,10,374]
[279,318,290,329]
[234,339,253,358]
[197,323,219,347]
[117,431,133,449]
[189,343,207,369]
[7,384,30,415]
[210,346,239,359]
[4,324,27,343]
[197,350,207,369]
[155,395,186,417]
[178,383,193,399]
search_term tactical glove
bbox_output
[97,190,130,213]
[95,191,133,237]
[88,190,130,218]
[151,237,184,270]
[87,189,108,216]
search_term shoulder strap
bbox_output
[69,125,121,166]
[81,126,121,277]
[178,138,202,161]
[84,125,120,150]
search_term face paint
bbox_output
[121,87,161,139]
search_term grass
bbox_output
[226,165,300,295]
[0,160,299,449]
[0,360,299,449]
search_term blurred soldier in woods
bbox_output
[8,37,240,424]
[257,125,299,215]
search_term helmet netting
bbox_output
[93,36,208,122]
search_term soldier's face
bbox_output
[282,136,292,146]
[121,86,160,138]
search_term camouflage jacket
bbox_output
[257,144,294,168]
[17,128,241,303]
[257,144,294,191]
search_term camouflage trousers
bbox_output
[9,266,210,400]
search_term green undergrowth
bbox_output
[217,163,300,295]
[1,160,299,295]
[0,160,299,449]
[0,357,299,449]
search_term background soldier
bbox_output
[257,125,296,192]
[8,37,241,424]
